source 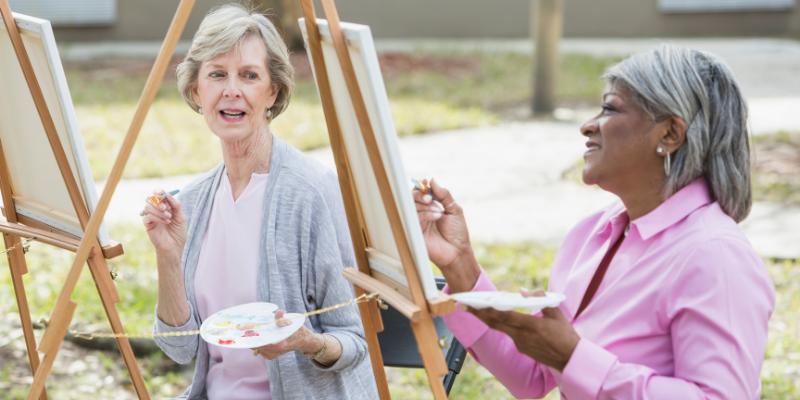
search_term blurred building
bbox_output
[8,0,800,41]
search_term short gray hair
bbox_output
[176,3,294,121]
[602,44,751,223]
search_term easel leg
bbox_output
[411,315,449,400]
[355,287,391,399]
[85,247,150,399]
[27,300,76,400]
[4,234,48,400]
[27,246,150,400]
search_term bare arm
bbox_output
[143,189,191,327]
[155,249,191,327]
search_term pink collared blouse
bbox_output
[442,178,775,399]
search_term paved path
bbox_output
[101,121,800,260]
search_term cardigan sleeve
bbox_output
[153,302,201,364]
[304,173,369,373]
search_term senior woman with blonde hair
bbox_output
[142,4,377,399]
[414,44,774,399]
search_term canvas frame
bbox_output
[0,11,111,246]
[0,1,197,399]
[299,1,456,398]
[299,18,440,301]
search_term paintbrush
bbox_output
[148,189,180,206]
[411,178,439,202]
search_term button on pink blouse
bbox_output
[195,171,271,400]
[442,178,775,399]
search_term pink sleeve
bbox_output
[560,239,774,399]
[442,268,558,399]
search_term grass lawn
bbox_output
[0,225,796,398]
[752,131,800,206]
[65,52,619,181]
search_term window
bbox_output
[8,0,116,26]
[658,0,795,12]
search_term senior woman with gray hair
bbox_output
[414,44,774,399]
[141,4,377,399]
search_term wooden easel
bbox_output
[299,1,456,398]
[0,1,197,399]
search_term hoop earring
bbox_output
[198,107,203,115]
[664,151,671,176]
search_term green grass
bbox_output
[0,224,160,334]
[377,52,618,112]
[752,131,800,206]
[760,259,800,399]
[76,98,496,181]
[1,229,795,398]
[65,52,619,181]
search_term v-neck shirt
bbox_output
[195,170,271,400]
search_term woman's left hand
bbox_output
[251,310,331,362]
[462,289,581,372]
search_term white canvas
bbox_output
[300,18,439,300]
[0,12,111,246]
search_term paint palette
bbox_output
[199,302,306,349]
[450,291,566,312]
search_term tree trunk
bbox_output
[254,0,305,51]
[531,0,564,116]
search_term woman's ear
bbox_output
[270,83,281,103]
[191,85,201,109]
[661,116,687,153]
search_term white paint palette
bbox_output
[199,302,306,349]
[450,291,566,312]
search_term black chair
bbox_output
[376,277,468,396]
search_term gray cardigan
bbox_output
[153,135,379,400]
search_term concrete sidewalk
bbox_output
[100,121,800,260]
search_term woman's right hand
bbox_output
[142,189,188,256]
[413,178,481,292]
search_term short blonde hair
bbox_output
[176,4,294,121]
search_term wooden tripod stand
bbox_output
[0,1,197,399]
[299,1,456,398]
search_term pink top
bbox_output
[442,178,775,399]
[195,171,271,400]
